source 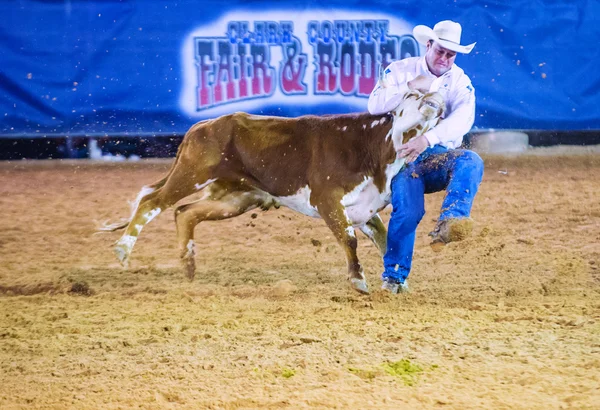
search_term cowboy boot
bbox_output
[381,278,410,294]
[429,218,474,251]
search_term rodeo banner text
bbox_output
[193,20,419,110]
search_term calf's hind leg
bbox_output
[115,161,216,267]
[115,189,170,267]
[175,183,271,280]
[359,214,388,257]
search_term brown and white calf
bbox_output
[101,90,444,294]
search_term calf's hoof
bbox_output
[350,278,370,295]
[114,244,130,269]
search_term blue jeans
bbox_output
[382,145,484,284]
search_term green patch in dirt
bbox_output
[382,359,425,386]
[281,368,296,378]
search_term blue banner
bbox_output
[1,0,598,138]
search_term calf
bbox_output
[101,90,444,294]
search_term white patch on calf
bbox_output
[185,239,195,258]
[385,127,393,141]
[370,119,383,128]
[341,177,386,226]
[391,96,423,150]
[195,178,216,191]
[342,126,347,131]
[129,186,155,218]
[345,226,356,238]
[117,235,137,251]
[384,158,406,196]
[143,208,161,223]
[341,209,358,239]
[276,185,320,218]
[341,177,371,207]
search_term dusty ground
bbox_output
[0,153,599,409]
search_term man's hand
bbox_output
[397,135,429,163]
[407,75,434,93]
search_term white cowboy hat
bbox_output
[413,20,476,54]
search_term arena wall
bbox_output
[1,0,598,143]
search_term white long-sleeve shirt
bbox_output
[368,56,476,149]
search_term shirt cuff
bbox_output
[424,130,440,147]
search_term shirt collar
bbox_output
[418,56,455,78]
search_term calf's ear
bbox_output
[405,90,422,100]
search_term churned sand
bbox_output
[0,153,599,409]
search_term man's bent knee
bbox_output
[459,150,484,173]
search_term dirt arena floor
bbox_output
[1,151,599,409]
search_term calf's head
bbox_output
[390,91,445,149]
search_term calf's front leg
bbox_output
[317,197,370,294]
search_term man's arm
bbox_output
[367,65,411,115]
[423,82,476,147]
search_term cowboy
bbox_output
[368,20,485,294]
